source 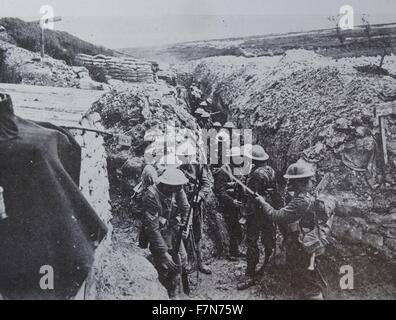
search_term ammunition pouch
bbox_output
[138,227,149,249]
[159,216,168,230]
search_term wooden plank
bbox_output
[0,83,105,126]
[375,102,396,118]
[379,116,389,166]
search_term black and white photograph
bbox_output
[0,0,396,305]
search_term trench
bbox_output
[169,73,396,300]
[91,64,396,299]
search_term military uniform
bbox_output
[214,164,244,256]
[198,118,213,130]
[245,164,280,276]
[179,163,211,272]
[189,85,202,114]
[259,191,323,298]
[142,185,189,296]
[179,164,210,240]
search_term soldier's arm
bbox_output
[270,181,284,210]
[253,167,275,196]
[257,195,309,224]
[142,193,168,257]
[198,165,211,200]
[175,187,190,225]
[214,171,234,206]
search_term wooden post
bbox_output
[379,116,388,166]
[31,16,62,59]
[375,102,396,167]
[41,27,45,58]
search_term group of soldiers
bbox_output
[137,86,332,299]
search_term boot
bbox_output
[227,255,238,262]
[229,249,246,258]
[198,262,212,275]
[237,275,255,290]
[196,244,212,275]
[168,289,176,299]
[307,292,324,300]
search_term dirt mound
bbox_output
[176,49,396,259]
[0,40,104,89]
[86,232,169,300]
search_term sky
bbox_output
[1,0,396,47]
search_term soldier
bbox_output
[223,121,236,135]
[222,121,237,147]
[198,111,212,130]
[213,122,222,131]
[142,168,190,298]
[175,140,212,274]
[189,83,202,114]
[238,144,281,290]
[212,128,231,170]
[254,162,325,300]
[214,146,245,260]
[199,100,209,112]
[194,108,206,118]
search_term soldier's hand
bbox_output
[182,227,189,240]
[161,253,179,273]
[233,199,243,207]
[255,195,267,207]
[196,195,204,203]
[182,230,189,239]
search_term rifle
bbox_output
[219,166,258,198]
[131,181,142,199]
[220,166,265,226]
[173,166,204,294]
[307,173,332,272]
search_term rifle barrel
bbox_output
[220,167,256,197]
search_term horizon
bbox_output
[2,13,395,49]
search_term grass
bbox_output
[0,17,114,65]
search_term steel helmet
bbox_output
[157,153,182,168]
[241,143,253,156]
[199,101,208,107]
[223,121,236,129]
[175,140,196,156]
[215,130,230,143]
[200,111,210,118]
[246,144,269,161]
[144,128,162,142]
[213,122,222,128]
[283,161,315,179]
[158,168,188,185]
[194,108,205,115]
[226,146,242,157]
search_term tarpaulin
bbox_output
[0,94,107,299]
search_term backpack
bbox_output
[298,194,336,256]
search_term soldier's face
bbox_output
[306,177,316,191]
[178,154,192,165]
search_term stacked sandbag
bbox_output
[76,53,155,83]
[69,111,169,300]
[70,112,112,227]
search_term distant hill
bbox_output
[0,17,115,65]
[120,22,396,66]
